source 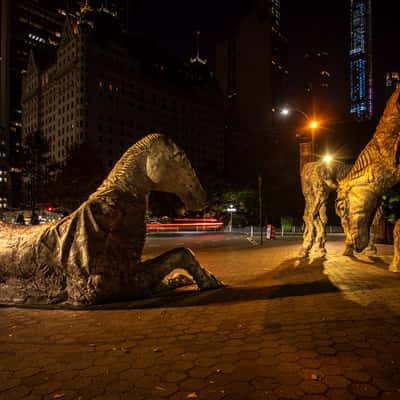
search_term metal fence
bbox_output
[235,225,344,237]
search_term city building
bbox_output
[0,0,127,209]
[21,11,224,190]
[216,0,288,178]
[303,50,331,112]
[0,0,68,209]
[88,0,128,31]
[349,0,373,121]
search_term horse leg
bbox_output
[365,236,378,255]
[343,243,354,256]
[299,200,316,258]
[138,247,223,291]
[313,201,328,257]
[389,220,400,272]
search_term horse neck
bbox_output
[90,151,150,202]
[368,87,400,169]
[342,88,400,188]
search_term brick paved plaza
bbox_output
[1,236,400,399]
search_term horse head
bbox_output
[146,135,206,210]
[335,183,380,252]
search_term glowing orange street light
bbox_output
[309,120,319,159]
[280,107,320,160]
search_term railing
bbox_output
[230,225,344,236]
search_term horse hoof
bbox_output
[343,248,354,257]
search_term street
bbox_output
[1,234,400,399]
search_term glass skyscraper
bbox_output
[349,0,373,121]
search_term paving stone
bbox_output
[345,370,371,382]
[300,380,328,395]
[299,358,322,369]
[2,240,400,400]
[0,385,31,400]
[323,375,350,388]
[351,383,380,397]
[274,384,304,399]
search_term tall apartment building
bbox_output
[86,0,128,31]
[303,50,331,109]
[216,0,288,178]
[349,0,373,121]
[21,12,224,185]
[0,0,68,208]
[0,0,127,208]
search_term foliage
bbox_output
[382,184,400,223]
[146,179,259,226]
[202,179,259,226]
[280,215,294,231]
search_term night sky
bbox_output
[129,0,399,118]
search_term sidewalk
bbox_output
[1,239,400,399]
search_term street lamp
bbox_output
[280,107,319,160]
[226,204,236,233]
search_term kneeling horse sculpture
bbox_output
[0,134,223,304]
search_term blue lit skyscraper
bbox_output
[349,0,373,121]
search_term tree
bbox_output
[202,179,258,226]
[382,184,400,223]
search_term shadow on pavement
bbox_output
[2,256,340,310]
[1,255,396,311]
[349,254,388,267]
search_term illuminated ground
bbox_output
[1,235,400,399]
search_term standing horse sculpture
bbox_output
[0,134,222,304]
[300,160,379,258]
[336,87,400,271]
[299,160,351,258]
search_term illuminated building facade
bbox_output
[21,14,224,182]
[0,0,127,208]
[86,0,128,31]
[349,0,373,121]
[216,0,288,177]
[0,0,68,208]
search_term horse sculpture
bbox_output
[336,87,400,271]
[0,134,223,304]
[300,160,379,258]
[299,160,351,258]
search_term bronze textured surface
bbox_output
[336,87,400,271]
[0,134,222,305]
[300,160,351,258]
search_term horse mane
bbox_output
[341,87,400,185]
[95,133,167,193]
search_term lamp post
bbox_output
[226,204,236,233]
[280,108,319,161]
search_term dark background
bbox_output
[128,0,399,119]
